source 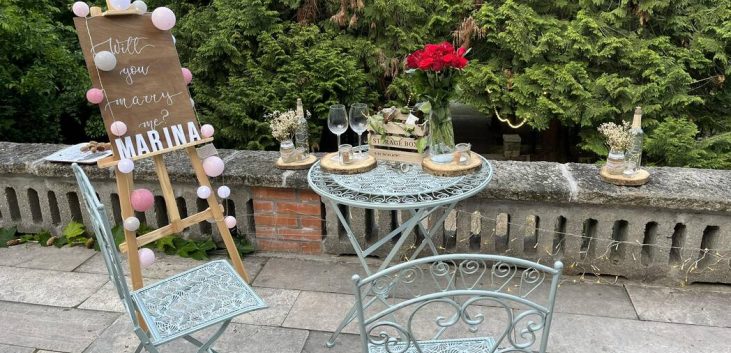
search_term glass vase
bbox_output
[605,148,625,175]
[279,139,297,163]
[427,100,455,164]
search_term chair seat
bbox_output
[131,260,266,344]
[368,337,496,353]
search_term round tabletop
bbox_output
[307,156,493,210]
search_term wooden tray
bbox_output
[275,154,317,170]
[320,152,376,174]
[600,166,650,186]
[422,154,482,177]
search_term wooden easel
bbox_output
[77,7,250,290]
[97,142,251,290]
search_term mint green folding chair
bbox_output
[72,163,266,353]
[352,254,562,353]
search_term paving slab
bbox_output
[283,291,360,334]
[549,312,731,353]
[543,282,637,319]
[0,266,107,307]
[85,314,309,353]
[0,301,119,353]
[79,277,160,313]
[75,252,267,280]
[625,284,731,327]
[253,257,365,294]
[0,344,34,353]
[233,287,300,326]
[302,331,362,353]
[0,245,44,267]
[6,243,97,272]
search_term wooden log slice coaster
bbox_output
[320,152,377,174]
[599,166,650,186]
[275,154,318,170]
[422,154,482,177]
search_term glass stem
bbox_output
[337,134,341,148]
[357,134,362,154]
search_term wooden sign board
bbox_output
[74,14,201,161]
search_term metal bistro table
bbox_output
[307,155,493,347]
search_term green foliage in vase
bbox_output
[459,0,731,167]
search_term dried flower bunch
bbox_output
[598,121,632,151]
[267,110,300,142]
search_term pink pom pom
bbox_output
[151,7,176,31]
[200,124,214,138]
[202,156,224,177]
[224,216,237,229]
[130,188,154,212]
[86,88,104,104]
[72,2,90,17]
[110,121,127,136]
[138,248,155,268]
[181,68,193,85]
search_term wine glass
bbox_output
[349,103,369,157]
[328,104,348,149]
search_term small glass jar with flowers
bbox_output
[598,121,632,175]
[268,110,301,163]
[405,42,469,164]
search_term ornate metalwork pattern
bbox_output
[353,254,563,353]
[368,337,496,353]
[133,260,267,343]
[72,164,267,352]
[308,157,493,210]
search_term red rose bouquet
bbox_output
[405,42,469,163]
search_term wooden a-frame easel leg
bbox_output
[114,168,148,331]
[185,146,251,283]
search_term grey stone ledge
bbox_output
[1,142,730,213]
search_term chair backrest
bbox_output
[352,254,563,353]
[71,164,139,325]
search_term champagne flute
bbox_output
[328,104,348,151]
[349,103,369,158]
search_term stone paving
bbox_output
[0,243,730,353]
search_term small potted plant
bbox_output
[268,110,301,163]
[598,121,631,175]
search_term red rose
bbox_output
[406,50,423,69]
[406,42,469,72]
[417,57,434,70]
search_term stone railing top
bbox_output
[2,142,730,213]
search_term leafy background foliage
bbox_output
[1,0,729,168]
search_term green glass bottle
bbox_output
[623,107,644,176]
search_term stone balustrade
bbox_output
[0,142,729,284]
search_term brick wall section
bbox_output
[251,187,323,254]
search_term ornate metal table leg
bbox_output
[326,206,430,348]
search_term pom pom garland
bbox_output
[130,188,154,212]
[86,88,104,104]
[123,216,140,231]
[117,158,135,174]
[217,186,231,199]
[202,156,224,177]
[224,216,237,229]
[94,51,117,71]
[151,7,176,30]
[200,124,215,138]
[196,186,212,199]
[109,0,131,10]
[110,121,127,136]
[132,0,147,12]
[181,68,193,84]
[72,2,90,17]
[138,248,155,267]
